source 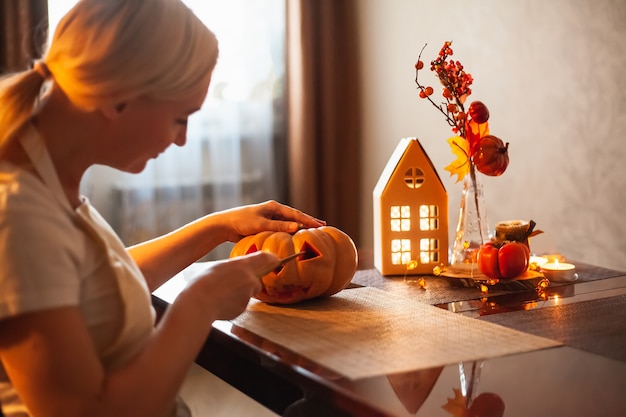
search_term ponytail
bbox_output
[0,68,48,156]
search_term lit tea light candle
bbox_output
[541,260,577,282]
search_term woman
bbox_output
[0,1,324,416]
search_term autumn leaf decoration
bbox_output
[442,388,506,417]
[415,41,509,182]
[441,388,468,417]
[444,136,470,182]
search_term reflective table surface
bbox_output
[152,262,626,417]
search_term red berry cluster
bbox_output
[414,41,510,178]
[414,41,473,138]
[431,42,473,103]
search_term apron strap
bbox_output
[18,122,156,367]
[19,123,74,214]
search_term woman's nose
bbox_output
[174,130,187,147]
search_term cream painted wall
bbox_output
[356,0,626,271]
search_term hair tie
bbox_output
[33,61,51,80]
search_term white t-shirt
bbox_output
[0,125,181,416]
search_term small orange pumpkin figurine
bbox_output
[230,226,358,304]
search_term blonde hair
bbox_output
[0,0,218,153]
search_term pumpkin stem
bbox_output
[525,219,544,239]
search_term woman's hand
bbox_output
[180,251,279,321]
[216,200,326,243]
[0,252,282,417]
[129,200,324,291]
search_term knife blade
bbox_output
[256,251,306,277]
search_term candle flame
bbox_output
[554,259,560,269]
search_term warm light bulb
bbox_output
[406,260,418,270]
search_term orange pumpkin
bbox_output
[230,226,358,304]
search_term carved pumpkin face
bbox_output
[230,226,358,304]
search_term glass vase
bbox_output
[449,163,490,275]
[458,360,484,405]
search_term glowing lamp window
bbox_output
[404,167,425,189]
[419,238,440,264]
[391,239,412,265]
[419,204,439,231]
[390,205,411,232]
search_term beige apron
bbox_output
[18,124,189,416]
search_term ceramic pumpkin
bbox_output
[230,226,358,304]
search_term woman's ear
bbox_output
[100,102,128,120]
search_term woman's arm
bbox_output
[128,200,325,291]
[0,251,275,417]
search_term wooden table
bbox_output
[152,261,626,417]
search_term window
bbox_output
[47,1,286,259]
[390,205,411,232]
[404,167,425,189]
[419,204,439,231]
[391,238,412,265]
[419,238,439,263]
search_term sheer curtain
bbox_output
[48,0,287,260]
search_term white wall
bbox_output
[356,0,626,271]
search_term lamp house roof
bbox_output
[373,137,446,200]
